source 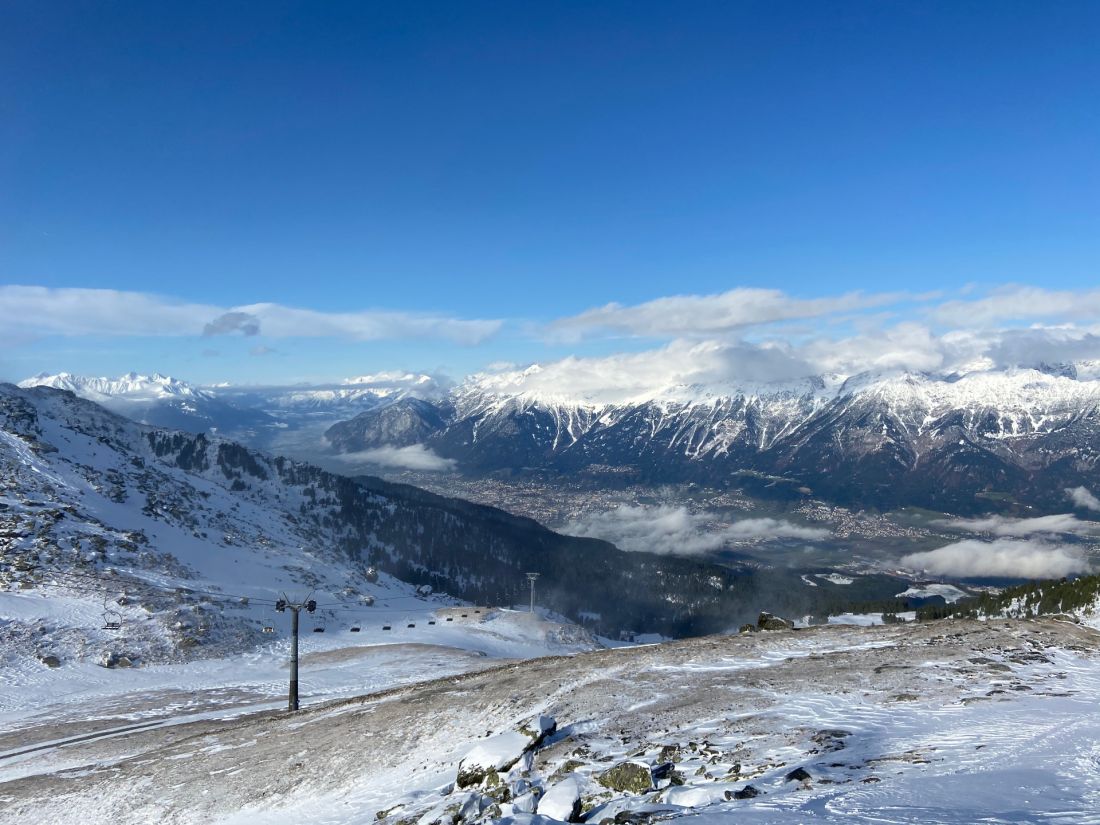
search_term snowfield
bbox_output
[2,618,1100,824]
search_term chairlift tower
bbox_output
[526,572,540,614]
[275,593,317,711]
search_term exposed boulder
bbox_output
[456,716,556,788]
[539,775,583,822]
[511,789,540,814]
[663,784,729,806]
[726,784,761,799]
[597,761,653,794]
[519,714,557,744]
[785,767,812,783]
[757,612,793,631]
[657,744,681,763]
[456,733,530,788]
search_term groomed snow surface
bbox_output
[3,618,1100,824]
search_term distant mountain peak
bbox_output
[18,371,204,400]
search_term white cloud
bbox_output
[935,513,1100,537]
[1069,487,1100,512]
[523,285,1100,400]
[470,316,1100,405]
[0,286,500,345]
[0,286,223,337]
[333,444,456,472]
[470,340,816,405]
[931,286,1100,328]
[546,288,925,342]
[233,302,501,345]
[901,539,1091,579]
[561,504,828,556]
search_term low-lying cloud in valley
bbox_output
[935,513,1100,537]
[1068,486,1100,512]
[562,504,829,556]
[902,539,1092,579]
[333,444,456,472]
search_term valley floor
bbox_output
[2,618,1100,824]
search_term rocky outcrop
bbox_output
[757,612,793,631]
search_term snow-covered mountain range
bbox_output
[327,363,1100,513]
[21,364,1100,513]
[1,383,818,650]
[17,371,448,444]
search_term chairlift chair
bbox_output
[261,606,276,633]
[102,596,122,631]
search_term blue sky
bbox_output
[2,1,1099,386]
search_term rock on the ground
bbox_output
[597,761,654,794]
[457,716,557,788]
[757,612,793,631]
[726,784,761,800]
[663,784,731,807]
[538,775,583,821]
[785,767,812,783]
[520,714,557,744]
[457,732,532,788]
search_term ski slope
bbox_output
[2,619,1099,824]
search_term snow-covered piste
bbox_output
[3,618,1100,824]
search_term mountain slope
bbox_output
[24,365,1100,513]
[18,371,276,435]
[1,384,851,649]
[329,366,1100,512]
[4,618,1099,825]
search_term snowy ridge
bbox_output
[19,371,208,402]
[20,364,1100,511]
